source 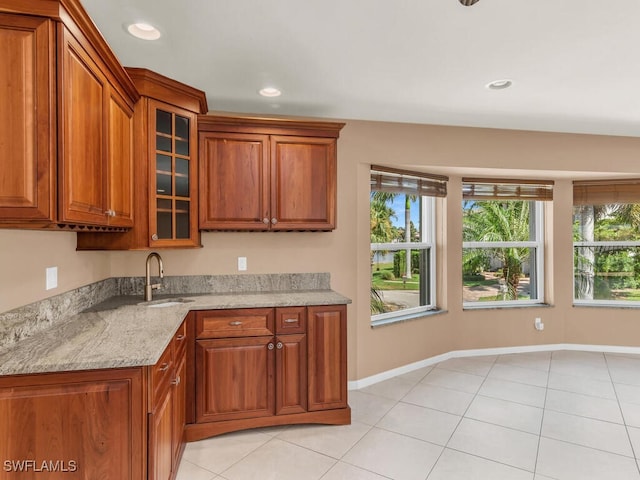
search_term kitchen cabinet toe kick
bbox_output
[184,406,351,441]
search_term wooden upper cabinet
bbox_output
[199,133,270,230]
[198,116,344,231]
[59,27,107,225]
[106,90,135,227]
[77,68,208,250]
[0,2,138,229]
[0,14,55,223]
[270,136,337,230]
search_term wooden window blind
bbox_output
[573,179,640,205]
[462,178,554,201]
[370,165,448,197]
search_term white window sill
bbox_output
[371,308,447,328]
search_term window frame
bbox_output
[462,185,548,308]
[371,196,437,326]
[370,166,445,326]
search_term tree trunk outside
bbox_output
[405,195,412,279]
[576,205,595,300]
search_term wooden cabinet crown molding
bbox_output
[198,114,345,138]
[0,0,139,104]
[125,67,208,114]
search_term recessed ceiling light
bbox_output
[486,79,513,90]
[127,23,161,41]
[259,87,282,97]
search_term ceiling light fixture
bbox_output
[127,23,161,40]
[259,87,282,97]
[486,79,513,90]
[459,0,480,5]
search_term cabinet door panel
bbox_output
[199,132,270,230]
[149,100,199,247]
[270,136,336,230]
[0,369,143,480]
[107,90,134,226]
[275,334,307,415]
[172,353,187,469]
[149,384,173,480]
[0,14,55,222]
[60,28,107,224]
[196,336,274,422]
[307,305,348,411]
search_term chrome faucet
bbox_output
[144,252,164,301]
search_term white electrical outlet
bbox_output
[534,317,544,331]
[46,266,58,290]
[237,257,247,271]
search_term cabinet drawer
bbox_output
[275,307,306,334]
[151,344,173,406]
[196,308,274,338]
[173,320,188,358]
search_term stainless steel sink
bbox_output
[142,298,196,308]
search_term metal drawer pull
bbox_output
[276,342,283,349]
[176,334,185,341]
[171,375,181,386]
[268,343,275,350]
[229,321,243,326]
[159,363,169,371]
[283,318,298,324]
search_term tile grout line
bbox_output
[422,354,501,479]
[603,352,640,476]
[531,350,552,479]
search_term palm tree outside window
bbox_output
[370,166,447,326]
[462,178,552,307]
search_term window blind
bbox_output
[371,165,448,197]
[462,178,554,201]
[573,179,640,205]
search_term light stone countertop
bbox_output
[0,289,350,376]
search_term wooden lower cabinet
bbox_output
[0,319,188,480]
[186,305,349,441]
[0,368,145,480]
[148,321,187,480]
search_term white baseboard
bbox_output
[348,343,640,390]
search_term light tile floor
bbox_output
[176,350,640,480]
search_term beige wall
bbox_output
[2,118,640,381]
[0,229,110,313]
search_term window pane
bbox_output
[573,203,640,302]
[574,246,640,301]
[573,204,640,242]
[371,248,429,314]
[156,110,172,135]
[463,247,535,303]
[463,200,533,242]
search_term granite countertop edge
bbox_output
[0,289,351,377]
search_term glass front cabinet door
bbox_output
[149,100,199,247]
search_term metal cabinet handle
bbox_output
[176,334,185,341]
[271,218,278,224]
[283,318,298,324]
[151,233,159,241]
[263,218,270,224]
[268,343,275,350]
[159,363,169,372]
[229,321,242,326]
[171,375,181,386]
[276,342,283,349]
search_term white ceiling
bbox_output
[81,0,640,138]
